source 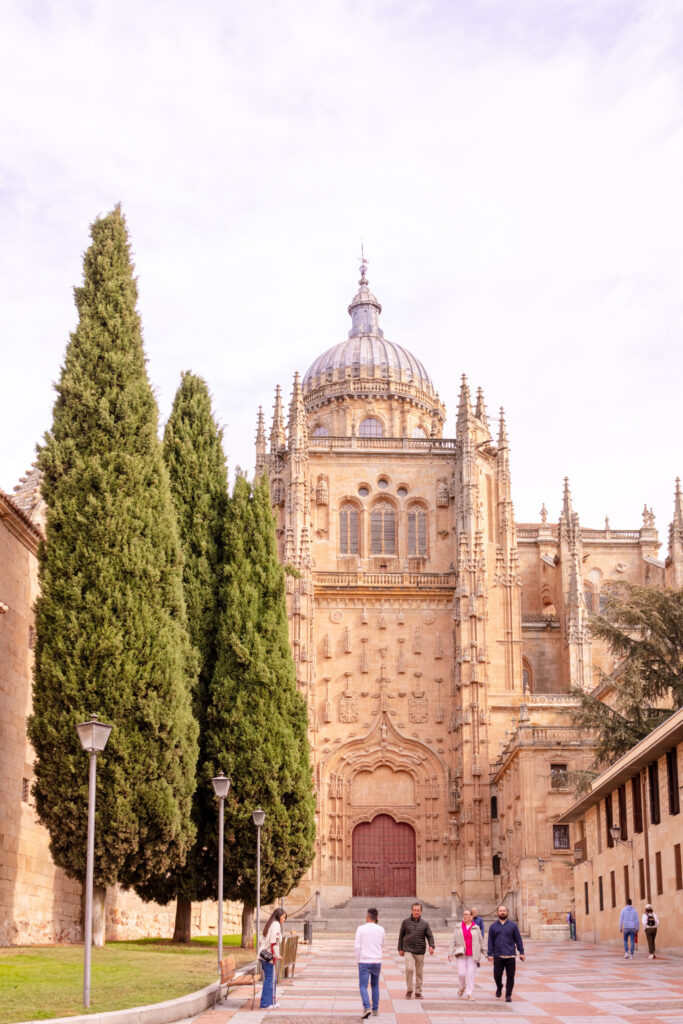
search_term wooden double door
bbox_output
[352,814,416,897]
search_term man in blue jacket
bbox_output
[619,898,639,958]
[487,905,525,1002]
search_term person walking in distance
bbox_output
[397,901,435,999]
[258,907,287,1009]
[355,907,385,1019]
[619,897,639,959]
[567,909,577,940]
[642,903,660,959]
[448,908,484,999]
[487,905,525,1002]
[471,906,485,938]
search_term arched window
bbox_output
[407,507,427,556]
[599,582,621,614]
[339,503,359,554]
[359,417,383,438]
[522,658,532,694]
[490,795,498,820]
[584,584,594,613]
[313,425,329,437]
[412,426,428,438]
[371,501,396,555]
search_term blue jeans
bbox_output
[358,962,381,1011]
[623,929,636,954]
[260,960,277,1007]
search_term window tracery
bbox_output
[340,503,359,554]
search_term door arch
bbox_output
[352,814,416,897]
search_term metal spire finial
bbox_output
[358,242,368,285]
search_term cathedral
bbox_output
[2,259,682,944]
[258,259,683,935]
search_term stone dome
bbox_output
[302,262,436,398]
[303,335,435,393]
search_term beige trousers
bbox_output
[404,952,425,994]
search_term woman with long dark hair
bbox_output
[259,907,287,1009]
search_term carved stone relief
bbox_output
[409,690,429,723]
[316,474,329,505]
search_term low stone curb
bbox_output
[14,980,220,1024]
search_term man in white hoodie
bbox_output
[355,907,385,1019]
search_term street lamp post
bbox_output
[252,808,266,950]
[212,774,231,968]
[75,713,113,1009]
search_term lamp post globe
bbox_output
[212,774,231,967]
[76,713,112,1009]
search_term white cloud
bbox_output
[1,0,681,537]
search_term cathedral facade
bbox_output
[259,261,683,932]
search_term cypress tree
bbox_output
[140,372,228,938]
[28,207,198,938]
[206,472,316,947]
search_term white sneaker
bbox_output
[624,953,629,959]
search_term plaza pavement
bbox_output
[193,932,683,1024]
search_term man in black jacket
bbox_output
[487,905,525,1002]
[398,902,435,998]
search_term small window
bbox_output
[655,851,663,895]
[340,504,359,555]
[610,870,616,908]
[312,425,329,437]
[397,486,408,498]
[492,854,501,876]
[623,864,630,902]
[22,778,30,802]
[632,775,643,833]
[675,844,682,890]
[551,763,569,790]
[584,880,589,915]
[598,876,604,911]
[638,858,645,899]
[553,824,570,850]
[28,625,36,650]
[377,478,389,490]
[358,486,370,497]
[666,748,680,816]
[490,795,498,820]
[618,784,628,840]
[408,507,427,557]
[649,762,661,825]
[359,417,383,438]
[605,794,614,847]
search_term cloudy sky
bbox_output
[1,0,681,541]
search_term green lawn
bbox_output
[0,937,256,1022]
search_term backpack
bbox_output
[646,914,656,928]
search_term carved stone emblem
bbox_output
[409,691,429,723]
[339,691,359,722]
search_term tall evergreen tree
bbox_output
[140,372,228,938]
[570,584,683,767]
[206,472,316,947]
[28,207,198,939]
